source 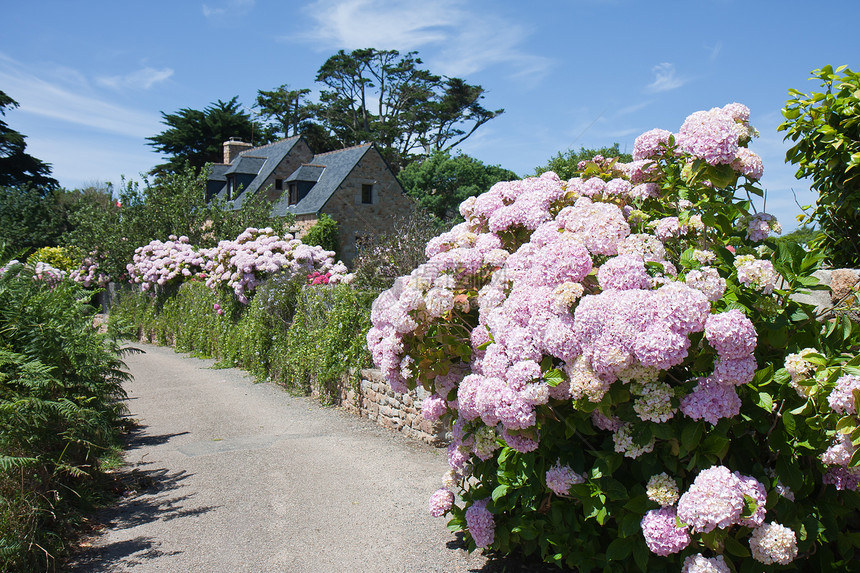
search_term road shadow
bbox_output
[446,534,576,573]
[66,426,218,571]
[123,422,190,450]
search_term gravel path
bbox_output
[68,344,489,573]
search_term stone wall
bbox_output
[319,146,414,265]
[259,138,314,203]
[315,368,449,446]
[790,268,859,317]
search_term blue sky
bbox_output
[2,0,858,231]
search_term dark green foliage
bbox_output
[774,225,820,248]
[147,97,275,175]
[0,257,130,571]
[0,186,71,253]
[533,143,633,181]
[61,167,289,280]
[0,90,58,189]
[398,150,518,220]
[315,48,503,171]
[110,277,373,404]
[255,85,321,141]
[352,209,447,291]
[780,65,860,267]
[301,213,340,256]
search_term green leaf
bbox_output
[725,534,751,558]
[543,368,565,387]
[836,416,857,435]
[606,537,633,561]
[601,478,628,501]
[492,484,509,502]
[681,422,703,452]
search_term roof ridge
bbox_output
[313,142,373,157]
[240,135,302,154]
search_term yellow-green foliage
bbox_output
[26,245,80,272]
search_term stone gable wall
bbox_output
[258,139,314,203]
[318,148,414,265]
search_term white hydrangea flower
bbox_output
[749,522,798,565]
[647,472,680,507]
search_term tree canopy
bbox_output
[314,49,503,171]
[398,150,517,220]
[533,143,633,181]
[0,90,58,189]
[147,97,274,174]
[149,49,503,175]
[780,65,860,267]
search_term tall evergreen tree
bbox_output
[0,90,58,189]
[147,97,274,174]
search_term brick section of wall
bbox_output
[314,368,449,446]
[319,147,414,265]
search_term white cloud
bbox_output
[615,101,652,117]
[297,0,552,82]
[96,66,174,90]
[203,0,255,18]
[298,0,457,51]
[0,53,162,139]
[645,62,688,93]
[707,41,723,62]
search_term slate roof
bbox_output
[225,155,265,175]
[287,164,325,183]
[208,136,303,207]
[208,164,229,182]
[208,137,393,217]
[271,143,375,217]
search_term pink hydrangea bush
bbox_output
[204,227,353,303]
[127,235,207,291]
[70,252,110,287]
[368,104,860,570]
[125,227,354,304]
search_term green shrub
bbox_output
[302,213,340,256]
[277,284,374,401]
[110,276,373,403]
[780,65,860,267]
[26,246,80,272]
[0,258,130,571]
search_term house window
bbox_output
[227,177,234,200]
[288,182,299,205]
[275,178,283,191]
[361,183,373,204]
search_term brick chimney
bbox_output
[223,137,253,164]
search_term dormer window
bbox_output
[288,182,299,205]
[361,183,373,204]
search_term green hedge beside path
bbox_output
[110,278,375,404]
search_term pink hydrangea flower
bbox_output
[545,461,584,496]
[828,374,860,414]
[465,498,495,548]
[641,507,691,556]
[428,488,455,517]
[677,465,744,533]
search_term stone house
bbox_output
[207,136,414,264]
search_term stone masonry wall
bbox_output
[319,147,414,265]
[315,368,449,446]
[259,138,314,203]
